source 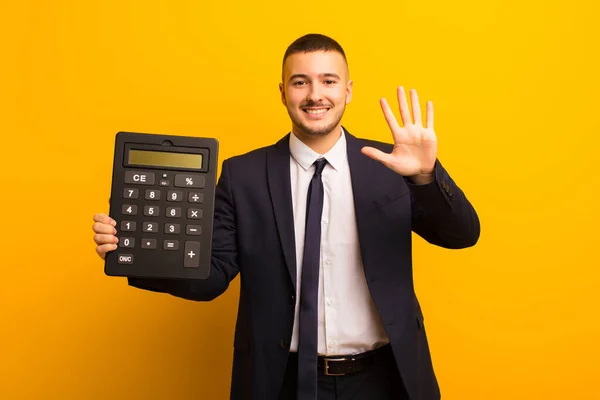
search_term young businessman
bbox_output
[93,33,480,400]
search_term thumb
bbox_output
[361,146,395,168]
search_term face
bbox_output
[279,50,353,138]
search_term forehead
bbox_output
[283,51,348,80]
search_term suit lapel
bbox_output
[267,134,298,290]
[346,129,376,226]
[345,129,382,269]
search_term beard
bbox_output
[287,103,345,137]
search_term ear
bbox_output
[279,82,286,106]
[346,80,353,104]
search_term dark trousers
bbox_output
[278,345,410,400]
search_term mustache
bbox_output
[300,101,333,108]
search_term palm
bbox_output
[362,86,438,177]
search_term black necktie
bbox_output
[297,158,328,400]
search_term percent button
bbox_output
[174,174,205,188]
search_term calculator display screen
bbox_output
[128,149,203,169]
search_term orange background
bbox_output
[1,1,599,399]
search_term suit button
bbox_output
[280,339,290,349]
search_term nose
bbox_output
[306,83,322,103]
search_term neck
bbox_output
[292,125,342,155]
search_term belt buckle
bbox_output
[323,357,348,377]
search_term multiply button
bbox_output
[187,208,202,219]
[175,174,205,188]
[184,241,201,268]
[124,171,155,185]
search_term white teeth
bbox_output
[305,109,327,115]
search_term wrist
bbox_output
[409,172,434,185]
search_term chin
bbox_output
[299,124,335,137]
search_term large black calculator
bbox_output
[104,131,218,280]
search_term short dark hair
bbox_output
[282,33,347,68]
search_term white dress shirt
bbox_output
[288,128,390,356]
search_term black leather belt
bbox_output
[316,344,391,376]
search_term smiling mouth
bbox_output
[302,107,330,116]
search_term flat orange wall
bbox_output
[1,1,598,399]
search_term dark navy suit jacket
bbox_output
[128,128,480,400]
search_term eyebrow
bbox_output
[289,73,341,81]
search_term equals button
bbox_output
[163,240,179,250]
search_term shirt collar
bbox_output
[289,128,347,172]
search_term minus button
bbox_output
[186,225,202,235]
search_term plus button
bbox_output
[184,241,201,269]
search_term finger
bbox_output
[426,101,434,129]
[380,97,400,130]
[397,86,412,126]
[93,221,117,235]
[380,98,411,144]
[94,212,116,226]
[96,243,118,260]
[410,89,422,126]
[94,233,119,245]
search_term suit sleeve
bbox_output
[127,159,240,301]
[407,159,480,249]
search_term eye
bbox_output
[292,80,306,86]
[325,80,336,85]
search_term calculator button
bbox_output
[186,225,202,235]
[142,222,158,233]
[159,180,170,187]
[187,208,202,219]
[117,254,134,264]
[120,221,136,232]
[122,204,138,215]
[164,240,179,250]
[184,241,201,268]
[174,174,205,188]
[123,188,139,199]
[145,189,161,201]
[144,205,159,216]
[119,237,135,248]
[188,192,204,203]
[166,207,181,218]
[167,190,183,202]
[124,171,155,185]
[165,223,180,234]
[141,238,157,249]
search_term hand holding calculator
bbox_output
[103,131,218,280]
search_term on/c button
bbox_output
[117,254,134,264]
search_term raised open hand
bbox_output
[361,86,437,182]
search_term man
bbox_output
[92,33,480,400]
